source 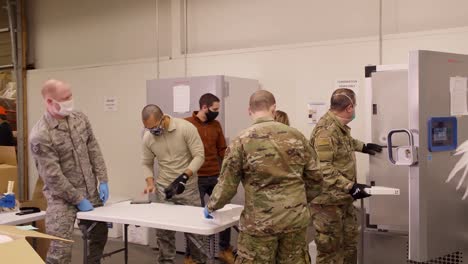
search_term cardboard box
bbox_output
[107,222,123,238]
[0,146,17,165]
[365,186,400,195]
[0,225,72,263]
[124,225,156,246]
[0,146,18,195]
[211,204,244,225]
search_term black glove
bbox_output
[362,143,383,155]
[164,173,189,199]
[349,183,371,200]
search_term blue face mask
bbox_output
[352,111,356,120]
[149,118,164,136]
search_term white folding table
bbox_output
[0,211,46,249]
[77,201,242,264]
[0,211,46,225]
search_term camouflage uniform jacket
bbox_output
[30,111,108,206]
[310,111,364,205]
[207,117,322,236]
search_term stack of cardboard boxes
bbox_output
[0,146,18,195]
[0,146,50,260]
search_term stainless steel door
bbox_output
[408,50,468,261]
[369,70,409,230]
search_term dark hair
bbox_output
[330,88,356,111]
[142,104,163,121]
[249,90,276,112]
[199,93,220,109]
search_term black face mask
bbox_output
[205,109,219,122]
[149,118,164,136]
[149,126,164,136]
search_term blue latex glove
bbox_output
[99,183,109,204]
[0,194,15,208]
[77,199,94,212]
[203,206,213,219]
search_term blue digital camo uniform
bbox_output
[30,111,108,264]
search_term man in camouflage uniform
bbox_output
[310,88,382,264]
[30,79,109,264]
[205,90,322,264]
[141,104,206,264]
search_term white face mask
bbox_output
[54,99,74,116]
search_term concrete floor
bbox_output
[71,232,223,264]
[68,224,317,264]
[71,233,159,264]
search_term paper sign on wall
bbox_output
[104,97,118,112]
[450,76,468,116]
[335,79,359,92]
[173,85,190,113]
[308,102,327,125]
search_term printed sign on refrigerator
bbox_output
[449,76,468,116]
[173,85,190,113]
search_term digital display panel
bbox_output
[428,117,457,152]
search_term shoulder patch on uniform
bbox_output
[31,143,43,155]
[316,138,331,146]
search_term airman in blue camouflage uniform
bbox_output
[30,80,109,264]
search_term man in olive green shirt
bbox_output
[141,104,206,264]
[310,88,382,264]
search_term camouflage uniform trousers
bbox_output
[310,203,358,264]
[154,183,207,264]
[45,199,108,264]
[235,227,311,264]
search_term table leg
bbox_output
[124,224,129,264]
[360,199,365,264]
[32,221,37,249]
[82,226,89,264]
[81,222,97,264]
[209,234,216,264]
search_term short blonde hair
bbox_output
[249,90,276,113]
[274,110,290,126]
[41,79,67,98]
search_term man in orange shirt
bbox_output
[185,93,233,264]
[0,106,15,146]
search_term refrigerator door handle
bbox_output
[387,129,418,166]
